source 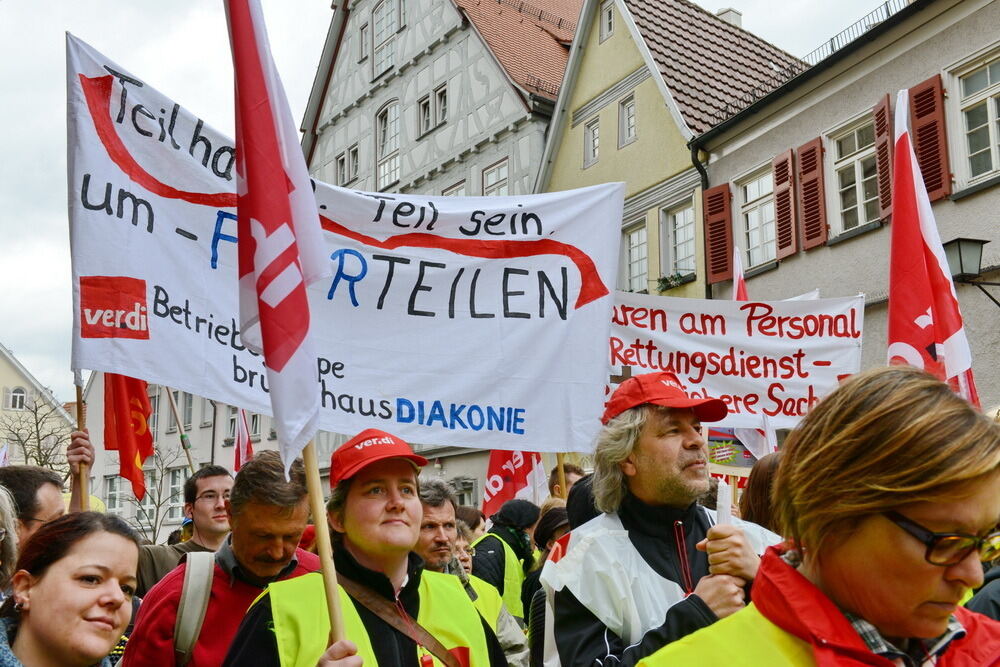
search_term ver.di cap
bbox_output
[601,370,728,424]
[329,428,428,488]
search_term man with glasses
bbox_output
[136,464,233,596]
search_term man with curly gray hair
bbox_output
[540,370,780,666]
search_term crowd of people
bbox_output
[0,365,997,665]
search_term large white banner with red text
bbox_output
[67,35,622,454]
[610,291,864,430]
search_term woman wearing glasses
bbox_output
[639,366,1000,666]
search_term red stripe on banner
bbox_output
[79,74,237,208]
[321,216,609,309]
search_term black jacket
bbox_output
[551,493,724,666]
[471,527,527,596]
[967,565,1000,621]
[222,547,508,666]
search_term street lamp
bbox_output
[942,237,1000,309]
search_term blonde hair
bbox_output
[593,406,649,513]
[774,366,1000,555]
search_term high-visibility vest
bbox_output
[467,574,504,630]
[472,533,525,620]
[265,570,493,667]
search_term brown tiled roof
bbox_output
[624,0,803,135]
[454,0,583,101]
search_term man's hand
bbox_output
[67,430,95,475]
[691,573,746,619]
[316,639,362,666]
[696,524,760,581]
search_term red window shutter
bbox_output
[772,150,797,259]
[873,94,893,220]
[703,183,733,284]
[796,137,828,250]
[909,74,951,201]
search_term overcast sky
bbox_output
[0,0,884,402]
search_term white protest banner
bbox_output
[67,35,623,455]
[610,291,864,430]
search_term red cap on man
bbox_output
[329,428,428,488]
[601,370,728,424]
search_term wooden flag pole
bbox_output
[163,388,197,474]
[75,385,90,511]
[302,441,345,643]
[556,453,568,500]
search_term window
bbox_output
[227,406,238,441]
[435,85,448,124]
[623,223,648,292]
[443,181,466,196]
[167,468,189,521]
[250,414,261,439]
[663,204,695,275]
[376,102,400,189]
[348,145,359,182]
[418,96,433,135]
[619,96,637,147]
[739,171,775,267]
[832,122,878,232]
[959,59,1000,181]
[200,396,214,427]
[148,388,159,438]
[359,23,369,61]
[599,0,614,42]
[167,391,192,431]
[417,85,448,136]
[372,0,398,77]
[584,118,600,167]
[105,476,122,515]
[336,152,348,185]
[483,159,509,196]
[9,387,26,411]
[139,470,157,510]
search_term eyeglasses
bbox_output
[455,545,475,557]
[883,511,1000,566]
[194,491,231,504]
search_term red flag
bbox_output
[103,373,154,500]
[731,246,773,457]
[481,450,546,517]
[732,245,749,301]
[234,408,254,471]
[226,0,330,470]
[887,91,979,406]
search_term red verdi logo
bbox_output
[80,276,149,339]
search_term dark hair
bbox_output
[697,477,720,511]
[548,463,585,495]
[2,512,140,617]
[739,452,782,533]
[0,467,63,522]
[566,473,599,529]
[533,507,569,551]
[166,529,182,545]
[418,478,457,511]
[455,505,485,531]
[229,450,307,515]
[183,465,233,504]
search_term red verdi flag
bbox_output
[887,90,979,405]
[481,450,546,517]
[103,373,154,500]
[234,408,254,472]
[225,0,330,470]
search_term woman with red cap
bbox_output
[224,428,508,666]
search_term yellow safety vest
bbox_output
[637,603,814,666]
[471,533,525,620]
[467,575,503,630]
[265,570,493,667]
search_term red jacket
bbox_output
[752,547,1000,666]
[122,547,319,667]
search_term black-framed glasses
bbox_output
[883,511,1000,566]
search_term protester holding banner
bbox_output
[472,499,540,626]
[540,370,780,666]
[224,429,507,666]
[640,366,1000,666]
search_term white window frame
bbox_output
[661,202,696,276]
[599,0,614,42]
[200,396,214,427]
[250,413,261,439]
[584,117,600,167]
[622,221,648,292]
[9,387,26,411]
[227,406,238,441]
[482,158,509,196]
[105,476,122,515]
[348,144,359,182]
[738,169,776,268]
[443,180,466,196]
[359,23,369,62]
[950,49,1000,188]
[166,390,192,432]
[139,470,157,509]
[619,95,637,147]
[435,85,448,124]
[148,388,159,440]
[372,0,398,78]
[376,101,400,190]
[336,152,348,185]
[829,120,879,234]
[166,467,189,521]
[417,95,433,135]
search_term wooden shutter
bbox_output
[796,137,828,250]
[703,183,733,284]
[2,388,9,410]
[772,150,797,259]
[873,94,893,220]
[909,74,951,201]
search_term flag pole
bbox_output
[74,384,90,510]
[163,387,197,474]
[556,453,568,500]
[301,441,345,643]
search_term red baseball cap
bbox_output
[329,428,428,487]
[601,370,728,424]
